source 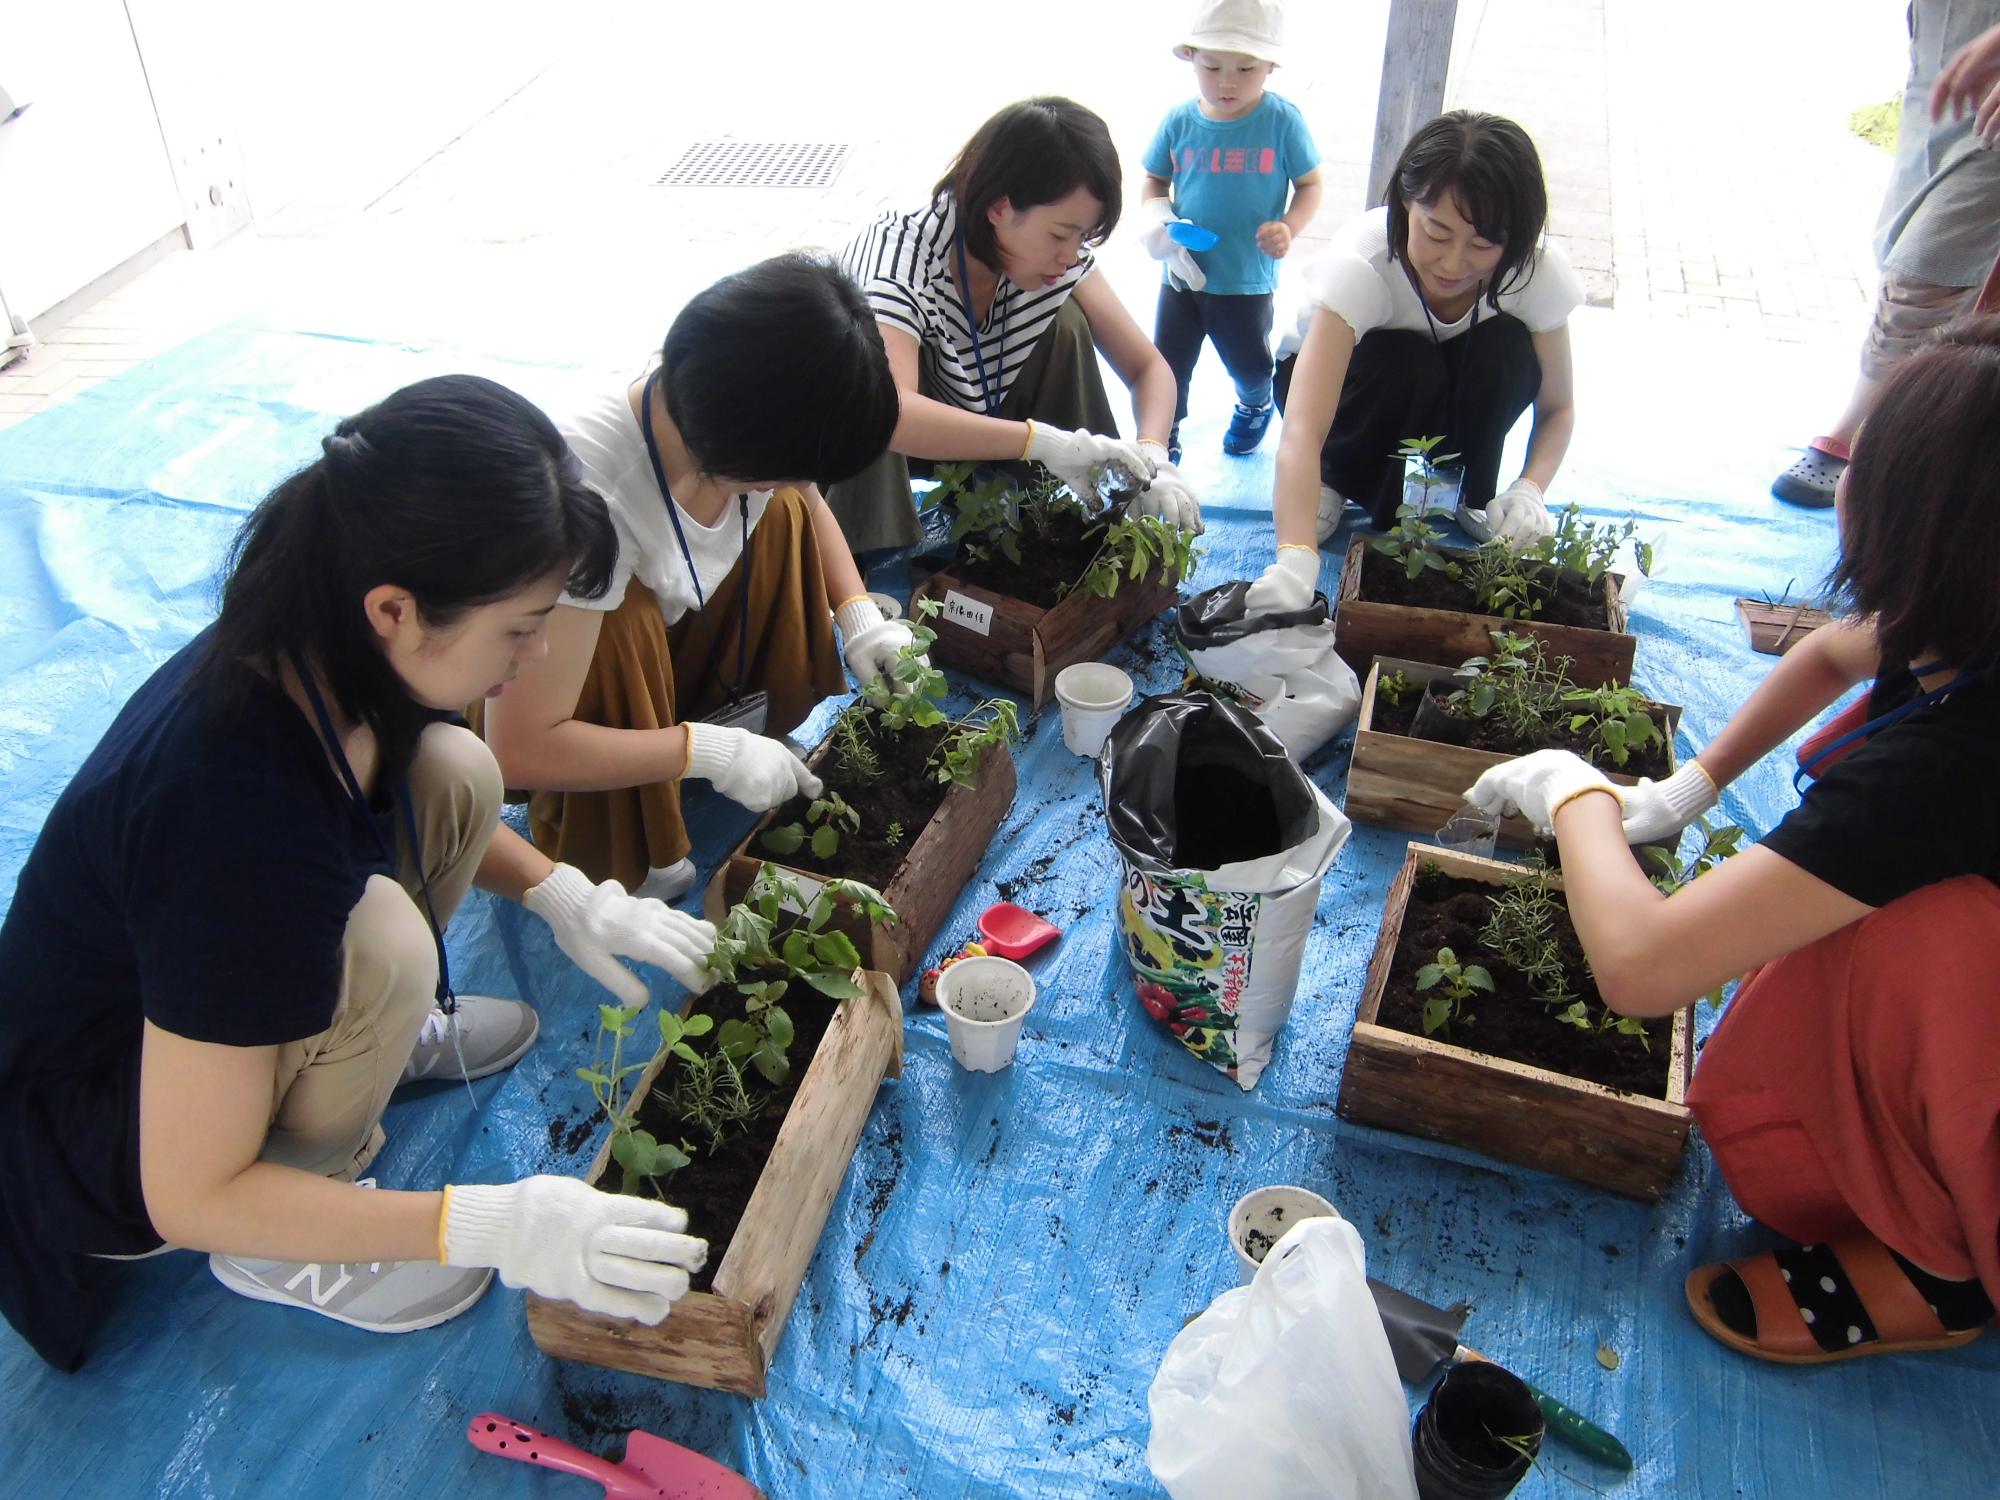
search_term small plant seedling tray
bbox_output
[1337,842,1695,1201]
[1346,658,1681,850]
[1734,597,1832,656]
[1334,535,1636,688]
[710,737,1016,985]
[910,562,1181,708]
[525,969,903,1396]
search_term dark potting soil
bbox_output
[1172,761,1284,868]
[1432,1384,1537,1470]
[1380,874,1671,1096]
[1391,683,1673,779]
[1358,546,1616,631]
[946,506,1109,611]
[613,974,841,1291]
[758,720,954,889]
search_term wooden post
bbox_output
[1368,0,1461,207]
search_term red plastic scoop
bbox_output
[467,1411,765,1499]
[978,902,1061,961]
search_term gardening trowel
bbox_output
[467,1411,767,1499]
[1367,1278,1634,1471]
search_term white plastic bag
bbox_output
[1148,1217,1419,1500]
[1177,581,1361,762]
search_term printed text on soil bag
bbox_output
[942,590,994,636]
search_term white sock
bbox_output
[633,858,696,902]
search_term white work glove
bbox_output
[683,720,822,812]
[1130,443,1203,533]
[1459,477,1554,547]
[1617,762,1718,845]
[442,1176,707,1325]
[1243,545,1321,615]
[1466,749,1620,837]
[834,595,921,692]
[1135,196,1208,290]
[1025,421,1157,502]
[524,862,717,1003]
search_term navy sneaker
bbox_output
[1223,402,1274,456]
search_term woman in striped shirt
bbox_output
[830,97,1202,553]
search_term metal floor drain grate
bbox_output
[654,141,850,189]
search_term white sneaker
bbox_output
[633,857,697,902]
[210,1252,492,1333]
[398,996,538,1086]
[1315,484,1347,543]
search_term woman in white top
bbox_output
[1247,112,1583,614]
[482,254,914,898]
[830,97,1202,552]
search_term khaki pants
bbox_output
[1860,271,1983,380]
[518,486,847,891]
[822,297,1121,552]
[261,723,501,1179]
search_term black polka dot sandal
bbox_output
[1770,436,1850,509]
[1686,1236,1989,1365]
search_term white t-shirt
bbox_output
[1276,206,1583,360]
[841,193,1094,414]
[557,379,773,625]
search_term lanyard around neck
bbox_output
[1793,662,1983,793]
[290,654,454,1013]
[639,371,751,701]
[1407,259,1481,449]
[953,227,1010,416]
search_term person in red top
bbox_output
[1467,315,2000,1364]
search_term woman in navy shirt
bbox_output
[0,375,716,1370]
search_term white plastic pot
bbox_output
[1227,1185,1339,1283]
[937,955,1037,1072]
[867,590,903,620]
[1054,661,1134,758]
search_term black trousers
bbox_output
[1274,315,1540,528]
[1155,284,1276,433]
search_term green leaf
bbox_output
[1463,965,1495,992]
[751,1044,791,1086]
[575,1067,609,1087]
[813,930,861,969]
[1415,964,1444,990]
[670,1042,700,1065]
[1420,997,1451,1035]
[765,1006,795,1049]
[681,1012,714,1037]
[718,1018,759,1060]
[810,824,840,859]
[800,966,864,1000]
[781,931,815,971]
[761,823,805,856]
[654,1141,692,1173]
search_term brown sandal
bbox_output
[1686,1236,1985,1365]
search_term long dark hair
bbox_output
[934,97,1122,268]
[1386,111,1548,309]
[1834,314,2000,673]
[200,374,617,778]
[660,252,898,485]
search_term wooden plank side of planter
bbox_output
[1339,842,1695,1201]
[1346,658,1680,849]
[1334,536,1636,688]
[525,969,904,1396]
[714,738,1016,985]
[912,564,1179,707]
[1734,598,1832,656]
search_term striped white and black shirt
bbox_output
[840,193,1094,415]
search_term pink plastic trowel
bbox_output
[467,1412,766,1499]
[977,901,1061,961]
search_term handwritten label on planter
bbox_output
[942,590,993,636]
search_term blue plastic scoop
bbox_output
[1167,221,1219,251]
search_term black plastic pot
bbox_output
[1411,1361,1544,1500]
[1410,678,1473,746]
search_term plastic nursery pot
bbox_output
[1053,661,1135,758]
[1411,1361,1544,1500]
[1403,460,1464,516]
[1226,1185,1338,1284]
[867,590,903,621]
[1411,678,1473,746]
[936,955,1037,1073]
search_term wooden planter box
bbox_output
[1735,597,1832,656]
[709,737,1016,986]
[909,562,1180,708]
[1338,844,1695,1200]
[526,969,904,1396]
[1346,658,1682,851]
[1333,536,1636,688]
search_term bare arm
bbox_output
[1550,793,1872,1017]
[1281,167,1324,237]
[1142,173,1172,203]
[476,822,558,902]
[878,323,1035,462]
[1518,325,1576,492]
[139,1017,443,1261]
[483,603,692,793]
[1272,307,1355,546]
[1693,617,1878,788]
[803,484,865,604]
[1069,269,1177,445]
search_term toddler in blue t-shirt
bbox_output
[1140,0,1322,461]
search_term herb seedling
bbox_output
[1077,511,1201,600]
[861,597,949,732]
[1415,946,1493,1038]
[1529,505,1640,587]
[1459,541,1545,620]
[1394,434,1462,519]
[579,1003,713,1196]
[1371,502,1459,581]
[1479,861,1575,1007]
[1377,669,1412,708]
[1563,683,1665,769]
[884,820,905,847]
[831,703,882,782]
[927,697,1022,787]
[761,791,861,861]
